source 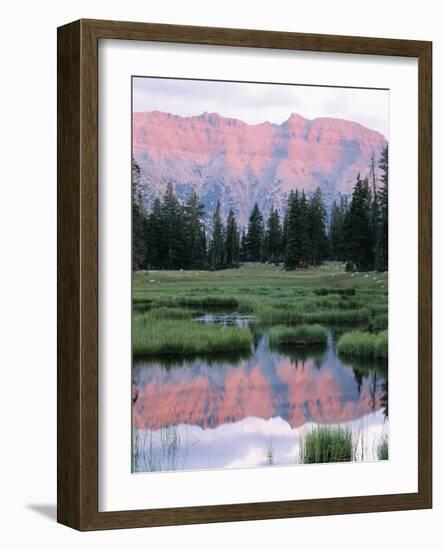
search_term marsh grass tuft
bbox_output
[302,307,371,324]
[268,324,327,346]
[142,306,195,320]
[255,303,304,324]
[314,287,356,296]
[368,313,388,331]
[337,330,388,359]
[376,435,389,460]
[133,312,252,356]
[300,425,354,464]
[177,295,238,308]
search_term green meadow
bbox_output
[132,262,388,356]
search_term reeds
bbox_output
[300,425,354,464]
[302,307,371,324]
[176,295,238,308]
[314,287,356,296]
[133,313,252,356]
[337,330,388,359]
[268,324,327,346]
[376,435,389,460]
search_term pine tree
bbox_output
[147,198,163,268]
[183,189,207,269]
[225,209,240,267]
[285,190,300,270]
[281,195,290,257]
[329,200,340,260]
[263,206,282,263]
[132,158,148,270]
[329,196,349,261]
[246,203,264,261]
[208,200,225,269]
[240,228,248,262]
[377,145,389,271]
[344,174,374,270]
[161,182,187,269]
[299,191,311,265]
[308,187,329,265]
[369,151,381,268]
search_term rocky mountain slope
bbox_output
[133,110,387,224]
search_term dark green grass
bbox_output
[300,425,354,464]
[367,313,389,331]
[268,324,327,346]
[314,287,356,296]
[141,306,195,320]
[176,296,239,308]
[133,312,253,356]
[254,303,305,324]
[337,330,388,359]
[376,436,389,460]
[302,307,371,324]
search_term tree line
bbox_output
[132,145,388,272]
[329,145,388,271]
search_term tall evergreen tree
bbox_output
[224,209,240,267]
[132,158,148,270]
[285,190,301,270]
[183,189,207,269]
[308,187,329,264]
[146,198,163,268]
[298,191,311,265]
[161,182,187,269]
[369,151,381,267]
[344,175,374,270]
[208,201,225,269]
[239,228,248,262]
[329,196,348,261]
[281,195,290,257]
[376,145,389,271]
[246,203,264,261]
[263,206,282,262]
[329,200,341,260]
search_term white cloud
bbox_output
[133,77,389,138]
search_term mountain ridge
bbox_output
[133,110,387,225]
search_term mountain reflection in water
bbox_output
[132,321,388,472]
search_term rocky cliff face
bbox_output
[133,110,387,224]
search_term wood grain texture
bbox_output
[417,41,432,506]
[57,19,432,531]
[57,20,81,528]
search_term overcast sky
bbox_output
[133,77,389,138]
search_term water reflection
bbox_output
[132,317,388,472]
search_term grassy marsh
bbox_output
[132,263,388,470]
[337,330,388,359]
[133,312,252,356]
[268,324,327,346]
[133,262,388,357]
[299,425,354,464]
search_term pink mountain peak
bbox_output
[285,112,309,123]
[132,110,387,225]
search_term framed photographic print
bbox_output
[57,19,432,530]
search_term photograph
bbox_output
[131,76,389,473]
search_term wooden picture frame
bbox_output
[57,18,432,530]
